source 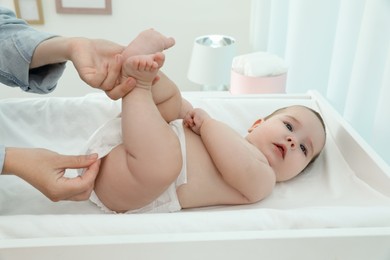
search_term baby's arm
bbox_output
[185,109,276,203]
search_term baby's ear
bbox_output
[248,119,263,132]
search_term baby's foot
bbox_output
[123,29,175,57]
[122,52,165,89]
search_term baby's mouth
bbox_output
[274,143,285,159]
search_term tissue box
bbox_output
[229,52,287,94]
[230,70,287,94]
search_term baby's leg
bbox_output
[120,29,187,122]
[151,71,192,122]
[94,53,183,212]
[121,63,191,123]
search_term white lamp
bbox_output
[187,35,236,91]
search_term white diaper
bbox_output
[80,116,187,214]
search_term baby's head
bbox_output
[246,105,326,182]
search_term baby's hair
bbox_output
[264,105,326,171]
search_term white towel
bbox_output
[232,52,287,77]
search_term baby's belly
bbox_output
[177,128,250,208]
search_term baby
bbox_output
[86,52,326,213]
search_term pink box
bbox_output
[229,69,287,94]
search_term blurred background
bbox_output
[0,0,252,97]
[1,0,390,166]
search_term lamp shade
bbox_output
[187,35,236,88]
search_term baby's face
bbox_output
[246,106,326,182]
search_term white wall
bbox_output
[0,0,252,98]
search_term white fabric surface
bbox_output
[1,92,390,239]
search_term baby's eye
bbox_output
[284,122,293,131]
[300,144,307,156]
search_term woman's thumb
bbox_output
[61,153,99,169]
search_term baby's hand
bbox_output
[183,108,210,135]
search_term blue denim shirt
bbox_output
[0,7,66,172]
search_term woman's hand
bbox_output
[3,147,100,201]
[68,37,136,100]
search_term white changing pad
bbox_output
[1,92,390,239]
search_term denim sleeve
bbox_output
[0,145,5,174]
[0,7,66,94]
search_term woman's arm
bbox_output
[32,36,133,100]
[0,7,63,93]
[0,7,133,99]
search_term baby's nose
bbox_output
[287,136,296,148]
